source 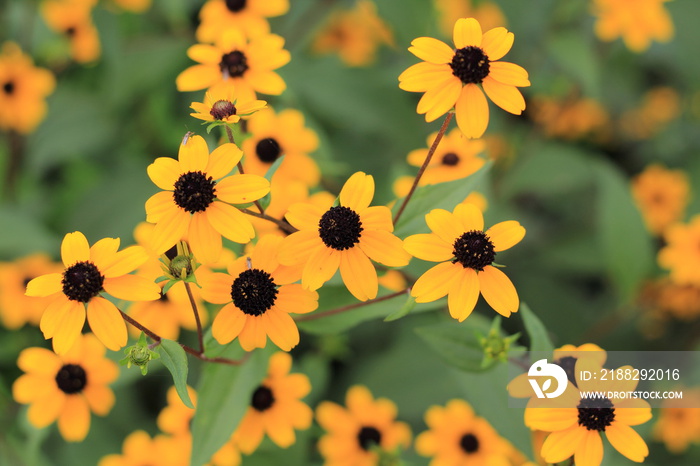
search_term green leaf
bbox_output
[414,315,499,373]
[392,162,491,237]
[155,339,193,409]
[383,293,415,322]
[190,346,272,466]
[594,161,654,302]
[547,31,601,98]
[519,302,554,357]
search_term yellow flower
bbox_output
[592,0,673,52]
[157,385,198,436]
[41,0,101,63]
[525,359,652,466]
[233,352,313,453]
[398,17,530,138]
[196,0,289,43]
[12,334,118,442]
[653,389,700,453]
[25,231,160,354]
[99,430,189,466]
[407,128,486,185]
[0,42,56,134]
[529,95,610,140]
[0,253,63,329]
[632,163,689,235]
[190,82,267,124]
[312,0,393,67]
[640,278,700,321]
[404,203,525,320]
[145,134,270,264]
[176,29,290,101]
[434,0,507,38]
[658,215,700,285]
[316,385,411,465]
[415,399,513,465]
[279,172,411,301]
[201,235,318,351]
[621,86,681,139]
[241,107,320,187]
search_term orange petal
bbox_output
[360,206,394,231]
[605,423,649,462]
[262,308,299,351]
[411,261,460,303]
[285,203,325,231]
[447,267,479,322]
[57,396,91,442]
[302,246,341,291]
[238,315,268,351]
[403,233,452,262]
[417,78,463,122]
[187,44,220,64]
[278,230,322,265]
[175,64,220,92]
[275,284,318,315]
[206,201,255,244]
[574,430,603,466]
[150,207,190,254]
[103,274,160,302]
[25,273,62,297]
[46,300,86,355]
[540,425,586,464]
[28,391,65,428]
[482,76,526,114]
[87,297,127,351]
[212,303,247,345]
[358,230,410,267]
[83,384,116,416]
[17,347,61,375]
[399,62,453,92]
[89,238,120,272]
[455,84,489,138]
[478,265,519,317]
[481,27,514,61]
[188,211,222,264]
[200,272,234,304]
[485,220,526,252]
[339,248,378,301]
[453,18,483,48]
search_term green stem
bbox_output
[184,282,205,354]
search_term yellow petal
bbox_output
[262,308,299,351]
[478,265,519,317]
[361,206,394,231]
[452,202,484,232]
[485,220,526,252]
[147,157,181,191]
[250,234,281,273]
[188,211,223,264]
[455,84,489,138]
[212,304,247,345]
[235,411,265,454]
[447,267,479,322]
[302,246,341,291]
[87,297,127,351]
[238,315,268,351]
[101,245,148,278]
[144,191,175,223]
[613,405,652,426]
[403,233,453,262]
[358,230,410,267]
[243,69,286,95]
[278,230,322,265]
[206,201,255,244]
[150,207,190,254]
[200,272,234,304]
[407,37,454,64]
[61,231,90,267]
[339,248,378,301]
[487,61,530,87]
[481,27,514,61]
[215,174,270,204]
[44,300,86,355]
[275,284,318,315]
[187,44,221,64]
[574,430,603,466]
[206,143,242,180]
[103,274,160,302]
[28,391,65,428]
[398,62,453,92]
[13,374,55,403]
[417,78,463,122]
[285,203,325,231]
[26,273,63,297]
[175,64,220,92]
[17,347,61,375]
[541,426,586,464]
[605,423,649,463]
[525,406,578,432]
[482,76,526,114]
[83,384,116,416]
[89,238,120,272]
[425,208,462,243]
[453,18,483,48]
[58,396,91,442]
[178,134,209,173]
[411,261,460,303]
[339,172,374,212]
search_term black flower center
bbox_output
[231,268,278,316]
[225,0,247,12]
[173,171,217,213]
[219,51,248,78]
[255,137,282,163]
[441,152,460,166]
[318,206,363,251]
[357,426,382,451]
[62,261,105,302]
[450,46,490,84]
[22,276,33,288]
[459,433,479,454]
[3,81,14,95]
[210,100,237,120]
[251,385,275,411]
[452,230,495,270]
[555,356,579,387]
[65,26,76,37]
[577,398,615,431]
[55,364,87,394]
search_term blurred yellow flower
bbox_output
[631,163,689,235]
[197,0,289,43]
[99,430,188,466]
[592,0,673,52]
[41,0,100,63]
[620,86,681,139]
[399,17,530,138]
[658,215,700,285]
[12,334,118,442]
[434,0,507,37]
[0,42,56,134]
[312,0,393,67]
[653,389,700,453]
[529,95,610,141]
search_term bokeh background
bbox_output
[2,0,700,464]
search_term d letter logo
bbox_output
[528,359,568,399]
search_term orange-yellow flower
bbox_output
[279,172,410,301]
[145,135,269,264]
[196,0,289,43]
[26,231,160,354]
[658,215,700,285]
[399,17,530,138]
[176,29,290,102]
[0,42,56,134]
[12,334,118,442]
[41,0,101,63]
[632,163,689,235]
[99,430,189,466]
[201,235,318,351]
[190,82,267,124]
[404,203,525,320]
[592,0,673,52]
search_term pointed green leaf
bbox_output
[155,339,193,408]
[384,293,415,322]
[519,302,554,357]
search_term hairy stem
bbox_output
[241,208,298,234]
[184,282,205,354]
